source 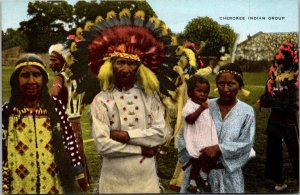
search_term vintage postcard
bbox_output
[1,0,299,194]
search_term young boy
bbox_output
[182,75,218,192]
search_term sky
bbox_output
[1,0,299,43]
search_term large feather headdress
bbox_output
[70,8,179,96]
[267,41,299,95]
[48,40,75,67]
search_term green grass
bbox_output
[2,66,299,193]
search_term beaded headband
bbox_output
[15,61,46,71]
[218,69,243,79]
[103,51,141,62]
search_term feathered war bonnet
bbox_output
[72,8,179,96]
[267,41,299,95]
[48,36,77,68]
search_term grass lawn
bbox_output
[2,66,299,193]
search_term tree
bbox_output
[73,1,102,27]
[19,1,73,52]
[73,0,157,28]
[180,17,237,56]
[2,28,28,51]
[18,1,157,53]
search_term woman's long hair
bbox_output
[8,66,58,127]
[8,65,77,192]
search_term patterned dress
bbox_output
[91,85,166,193]
[2,97,83,194]
[207,98,256,193]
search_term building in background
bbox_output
[236,32,298,61]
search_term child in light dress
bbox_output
[182,75,218,192]
[183,74,256,192]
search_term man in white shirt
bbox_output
[91,57,166,193]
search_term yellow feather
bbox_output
[183,48,197,68]
[98,60,113,91]
[168,65,190,143]
[161,24,169,36]
[106,10,117,19]
[76,27,83,40]
[65,68,72,77]
[70,42,77,52]
[184,74,191,80]
[195,66,212,76]
[178,56,188,69]
[84,21,94,31]
[134,10,145,19]
[173,65,184,75]
[171,36,178,46]
[137,64,160,94]
[65,54,74,66]
[241,88,251,96]
[173,66,187,91]
[175,46,184,55]
[148,16,160,28]
[94,16,104,24]
[119,8,131,17]
[165,90,176,102]
[72,91,78,99]
[173,82,188,141]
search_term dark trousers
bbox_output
[265,121,299,183]
[190,158,204,181]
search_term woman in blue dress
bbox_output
[179,63,255,193]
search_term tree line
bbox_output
[2,1,237,57]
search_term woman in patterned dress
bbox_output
[2,54,89,194]
[201,63,256,193]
